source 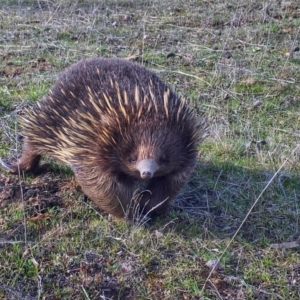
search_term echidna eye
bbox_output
[129,157,137,164]
[159,156,169,165]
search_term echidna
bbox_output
[5,58,207,222]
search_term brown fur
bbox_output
[10,58,207,222]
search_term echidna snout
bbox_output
[137,159,158,180]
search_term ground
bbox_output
[1,0,300,299]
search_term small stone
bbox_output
[206,259,222,270]
[253,99,262,108]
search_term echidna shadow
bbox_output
[5,58,208,222]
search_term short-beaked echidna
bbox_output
[7,58,208,222]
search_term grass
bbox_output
[1,0,300,299]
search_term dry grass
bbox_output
[1,0,300,299]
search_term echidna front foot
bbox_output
[8,153,42,175]
[7,138,52,175]
[0,155,41,175]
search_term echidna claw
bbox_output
[0,158,14,172]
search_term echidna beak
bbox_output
[137,159,158,180]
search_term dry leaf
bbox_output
[241,77,257,85]
[212,278,229,290]
[270,241,299,249]
[125,54,141,61]
[27,213,52,223]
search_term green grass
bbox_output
[1,0,300,299]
